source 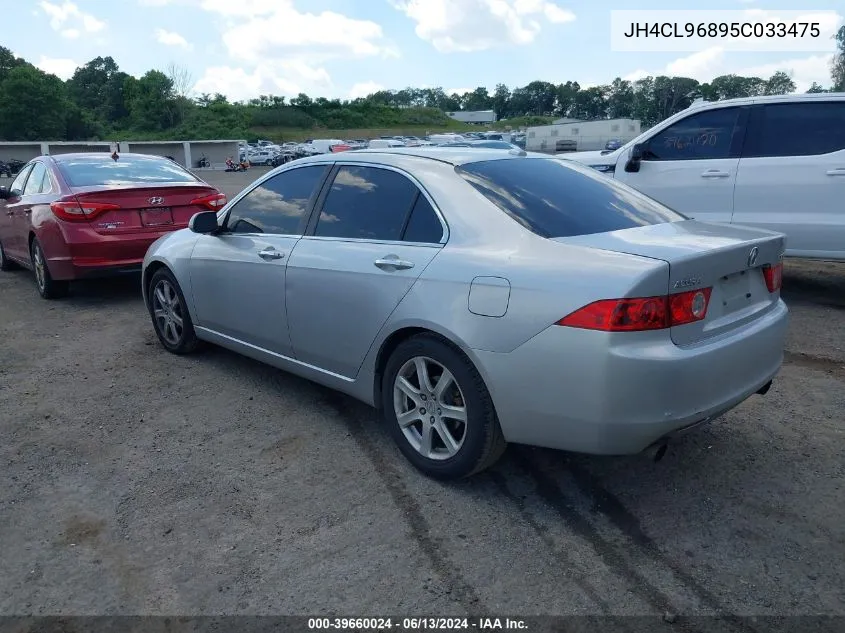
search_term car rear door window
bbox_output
[645,107,743,161]
[226,165,328,235]
[23,163,47,196]
[402,195,443,243]
[744,102,845,157]
[314,166,418,241]
[457,158,685,239]
[9,164,33,196]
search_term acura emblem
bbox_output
[747,246,759,268]
[148,196,164,205]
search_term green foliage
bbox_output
[0,46,837,143]
[833,25,845,92]
[0,64,67,140]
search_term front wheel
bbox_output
[147,268,200,354]
[30,238,68,299]
[381,334,506,479]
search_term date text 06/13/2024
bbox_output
[307,617,528,630]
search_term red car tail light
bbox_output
[50,200,120,222]
[556,288,712,332]
[190,192,227,210]
[762,263,783,293]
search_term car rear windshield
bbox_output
[57,156,199,187]
[456,158,685,238]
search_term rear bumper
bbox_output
[474,299,788,455]
[46,226,180,281]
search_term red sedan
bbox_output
[0,152,226,299]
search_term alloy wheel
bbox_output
[32,243,46,291]
[152,279,185,346]
[393,356,467,460]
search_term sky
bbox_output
[7,0,844,103]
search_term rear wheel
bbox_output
[30,238,68,299]
[147,268,200,354]
[0,238,18,271]
[382,334,506,479]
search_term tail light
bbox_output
[190,192,227,210]
[556,288,712,332]
[50,200,120,222]
[762,263,783,293]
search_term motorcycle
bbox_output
[196,154,210,168]
[225,158,250,172]
[0,161,9,178]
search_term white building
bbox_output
[526,118,641,153]
[446,110,497,124]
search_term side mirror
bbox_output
[189,211,219,234]
[0,186,8,200]
[625,143,646,173]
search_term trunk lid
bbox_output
[71,183,219,235]
[554,220,786,346]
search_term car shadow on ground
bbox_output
[782,260,845,310]
[63,273,143,307]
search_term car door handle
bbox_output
[700,170,730,178]
[257,248,284,260]
[826,168,845,176]
[374,256,414,271]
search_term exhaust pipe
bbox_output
[645,441,668,463]
[756,380,773,396]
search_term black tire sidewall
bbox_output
[382,336,493,479]
[147,268,197,354]
[30,239,66,299]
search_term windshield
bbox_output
[57,155,199,187]
[456,157,685,238]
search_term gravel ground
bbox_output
[0,168,843,621]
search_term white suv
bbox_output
[563,93,845,261]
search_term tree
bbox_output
[67,56,130,125]
[492,84,510,118]
[126,70,179,131]
[832,25,845,92]
[806,82,828,93]
[464,86,492,111]
[764,71,796,95]
[0,65,67,140]
[555,81,580,118]
[605,78,634,119]
[0,46,27,84]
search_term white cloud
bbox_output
[39,1,105,33]
[61,28,80,39]
[155,28,192,50]
[36,56,78,80]
[348,81,384,99]
[139,0,173,5]
[623,47,835,92]
[196,0,393,62]
[193,59,333,102]
[392,0,575,53]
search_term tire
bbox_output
[381,333,506,479]
[30,238,68,299]
[0,238,18,271]
[147,267,200,354]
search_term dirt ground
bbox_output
[0,168,843,621]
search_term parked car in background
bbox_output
[368,139,406,149]
[0,152,225,299]
[604,139,622,151]
[303,139,346,155]
[141,147,786,479]
[562,92,845,261]
[247,150,274,165]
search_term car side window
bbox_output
[745,102,845,158]
[314,165,419,241]
[225,165,327,235]
[645,107,743,161]
[23,163,47,196]
[9,164,33,195]
[403,195,443,243]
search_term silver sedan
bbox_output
[142,147,788,479]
